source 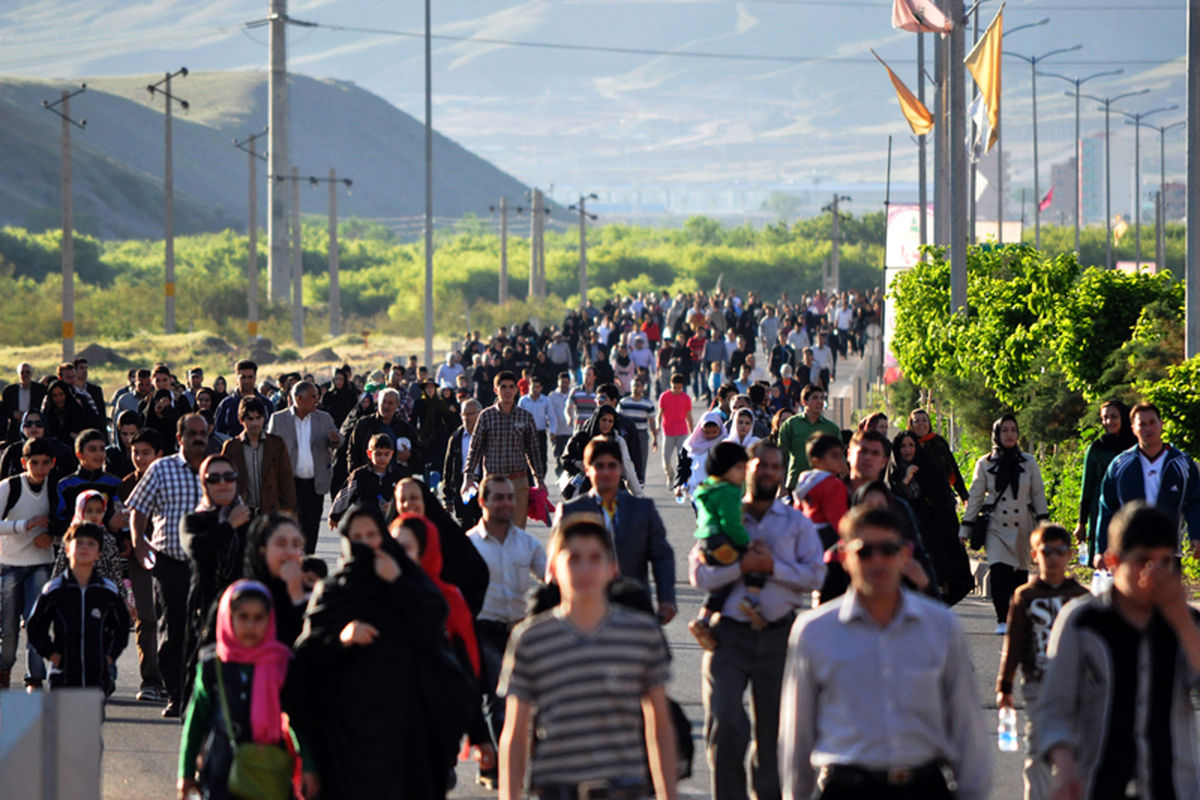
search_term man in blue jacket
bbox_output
[1097,402,1200,559]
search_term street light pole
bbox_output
[1118,105,1179,263]
[1071,88,1151,268]
[1138,120,1185,270]
[993,18,1049,245]
[1004,45,1080,250]
[1037,68,1123,252]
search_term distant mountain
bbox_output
[0,71,539,239]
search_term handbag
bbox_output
[214,658,295,800]
[967,501,996,550]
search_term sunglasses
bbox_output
[204,471,239,485]
[1039,545,1071,556]
[22,420,44,428]
[851,540,904,559]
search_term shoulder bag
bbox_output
[967,501,996,550]
[214,659,295,800]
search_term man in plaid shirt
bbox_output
[127,413,207,718]
[465,371,544,528]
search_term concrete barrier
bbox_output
[0,689,103,800]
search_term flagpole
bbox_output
[949,0,968,313]
[969,3,980,245]
[918,33,928,250]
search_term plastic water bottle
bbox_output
[997,707,1019,752]
[674,491,687,505]
[1091,569,1114,596]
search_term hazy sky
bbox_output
[1,0,1186,208]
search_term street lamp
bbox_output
[1004,44,1081,249]
[1134,119,1185,270]
[1036,68,1123,252]
[991,17,1049,244]
[1117,105,1179,263]
[1067,88,1151,268]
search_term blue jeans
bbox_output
[0,562,51,682]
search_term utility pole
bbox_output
[268,0,291,303]
[490,197,525,304]
[969,5,979,244]
[42,85,86,362]
[568,194,598,304]
[327,169,342,337]
[948,0,966,313]
[1039,69,1124,252]
[933,30,947,246]
[1188,0,1199,358]
[147,67,189,334]
[917,33,928,249]
[822,194,851,295]
[1119,105,1179,263]
[528,190,540,302]
[423,0,434,370]
[1070,88,1151,268]
[290,166,303,346]
[234,128,268,341]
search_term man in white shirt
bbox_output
[268,381,341,553]
[545,373,573,474]
[467,475,547,789]
[517,377,555,478]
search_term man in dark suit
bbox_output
[441,398,482,529]
[268,381,341,553]
[3,363,46,442]
[555,437,676,623]
[73,358,107,426]
[221,396,296,515]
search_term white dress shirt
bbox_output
[467,521,548,623]
[293,412,314,479]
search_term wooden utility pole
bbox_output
[234,129,267,341]
[148,68,189,334]
[529,188,542,301]
[328,168,341,337]
[290,165,303,347]
[570,192,597,304]
[499,196,509,303]
[43,87,86,362]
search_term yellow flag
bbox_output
[964,3,1004,153]
[1113,214,1129,244]
[870,49,933,136]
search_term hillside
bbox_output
[0,71,538,239]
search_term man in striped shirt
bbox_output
[465,371,544,528]
[498,513,677,800]
[617,375,657,486]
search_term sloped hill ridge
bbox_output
[0,71,536,239]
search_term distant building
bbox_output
[1163,181,1185,222]
[1047,157,1078,226]
[975,147,1010,221]
[1081,137,1104,225]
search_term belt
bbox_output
[535,780,648,800]
[722,611,796,631]
[820,760,952,791]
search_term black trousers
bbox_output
[152,553,190,704]
[294,477,323,554]
[476,620,514,753]
[989,563,1028,623]
[818,763,954,800]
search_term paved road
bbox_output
[12,354,1026,798]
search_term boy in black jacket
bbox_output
[27,523,129,695]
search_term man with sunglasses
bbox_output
[1035,502,1200,800]
[779,506,991,800]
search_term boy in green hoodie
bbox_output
[688,441,761,650]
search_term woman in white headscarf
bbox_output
[673,410,728,498]
[725,408,761,450]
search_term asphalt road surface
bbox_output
[10,359,1028,799]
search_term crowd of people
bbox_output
[0,284,1198,800]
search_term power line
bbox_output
[306,20,1181,67]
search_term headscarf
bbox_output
[396,513,480,677]
[71,489,106,526]
[214,580,293,745]
[19,410,45,441]
[686,410,727,457]
[195,454,243,522]
[584,405,620,440]
[1096,400,1136,454]
[725,408,760,449]
[988,413,1026,500]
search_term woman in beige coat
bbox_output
[959,413,1049,633]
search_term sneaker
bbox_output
[0,669,10,689]
[994,622,1008,635]
[162,700,181,718]
[137,686,168,703]
[688,618,718,651]
[25,679,43,694]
